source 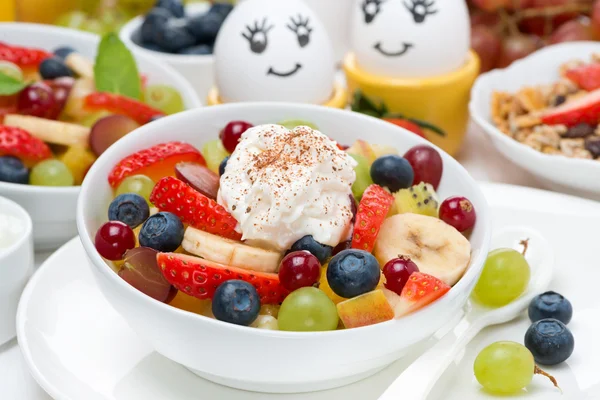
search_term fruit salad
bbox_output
[0,34,186,187]
[491,53,600,161]
[94,120,478,331]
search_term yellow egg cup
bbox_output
[206,81,348,109]
[343,50,480,156]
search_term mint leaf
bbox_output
[94,33,141,100]
[0,71,27,95]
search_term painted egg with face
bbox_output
[350,0,470,78]
[213,0,335,104]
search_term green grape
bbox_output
[30,160,74,187]
[349,153,373,199]
[0,61,23,82]
[472,248,530,307]
[80,18,107,35]
[278,287,338,332]
[250,315,279,330]
[474,341,534,394]
[202,139,230,174]
[115,174,155,206]
[55,11,88,30]
[144,85,185,115]
[277,119,319,130]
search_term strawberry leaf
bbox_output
[0,71,27,95]
[94,33,141,100]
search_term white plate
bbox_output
[15,183,600,400]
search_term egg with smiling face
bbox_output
[213,0,335,104]
[350,0,470,78]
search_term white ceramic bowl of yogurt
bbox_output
[77,103,492,393]
[0,195,33,346]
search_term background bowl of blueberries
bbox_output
[120,0,233,100]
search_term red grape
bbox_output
[174,162,220,199]
[47,77,75,119]
[17,82,57,119]
[403,145,443,190]
[439,196,476,232]
[471,0,509,12]
[470,11,501,27]
[89,115,140,156]
[219,121,253,153]
[119,247,176,302]
[549,18,595,45]
[471,25,502,73]
[95,221,136,260]
[497,35,541,68]
[278,251,321,291]
[383,256,419,295]
[593,0,600,37]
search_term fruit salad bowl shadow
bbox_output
[76,103,492,394]
[0,23,201,251]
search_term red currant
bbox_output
[95,221,136,261]
[383,256,419,295]
[403,145,443,190]
[278,250,321,291]
[439,196,476,232]
[17,82,57,119]
[219,120,253,153]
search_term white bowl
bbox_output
[120,3,213,100]
[470,42,600,200]
[0,22,202,251]
[76,103,492,393]
[0,195,33,346]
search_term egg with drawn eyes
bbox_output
[213,0,335,104]
[350,0,470,78]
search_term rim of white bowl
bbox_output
[0,195,33,260]
[470,41,600,170]
[119,2,214,64]
[77,102,492,337]
[0,22,202,194]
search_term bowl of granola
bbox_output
[470,42,600,198]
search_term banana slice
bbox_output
[65,53,94,79]
[182,227,283,273]
[373,213,471,286]
[4,114,90,148]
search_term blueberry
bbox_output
[289,235,332,264]
[108,193,150,228]
[525,319,574,365]
[141,42,165,53]
[154,18,196,53]
[212,280,260,326]
[0,156,29,184]
[155,0,185,18]
[327,249,380,298]
[209,2,234,19]
[186,12,223,45]
[370,155,414,192]
[178,44,213,55]
[219,156,229,176]
[140,8,171,45]
[39,57,73,80]
[139,212,184,252]
[529,291,573,325]
[53,46,75,59]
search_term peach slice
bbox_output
[337,289,394,328]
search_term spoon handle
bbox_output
[377,316,485,400]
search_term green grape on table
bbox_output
[472,248,530,307]
[55,11,88,30]
[278,287,338,332]
[115,174,155,206]
[30,160,74,187]
[277,120,319,130]
[349,153,373,199]
[202,139,230,174]
[80,18,108,36]
[474,341,534,394]
[0,61,23,82]
[143,85,185,115]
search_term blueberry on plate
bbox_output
[140,8,171,45]
[178,44,213,55]
[289,235,332,264]
[209,2,234,19]
[108,193,150,228]
[139,211,184,252]
[53,46,75,59]
[0,156,29,184]
[528,291,573,325]
[370,155,414,192]
[186,12,223,45]
[39,57,73,80]
[524,318,574,365]
[327,249,380,298]
[212,280,260,326]
[154,18,196,53]
[218,156,229,176]
[155,0,185,18]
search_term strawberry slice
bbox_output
[393,272,451,318]
[157,253,289,304]
[0,42,51,69]
[108,141,205,188]
[84,92,165,124]
[541,88,600,127]
[0,125,52,167]
[150,176,241,240]
[565,63,600,91]
[351,184,394,252]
